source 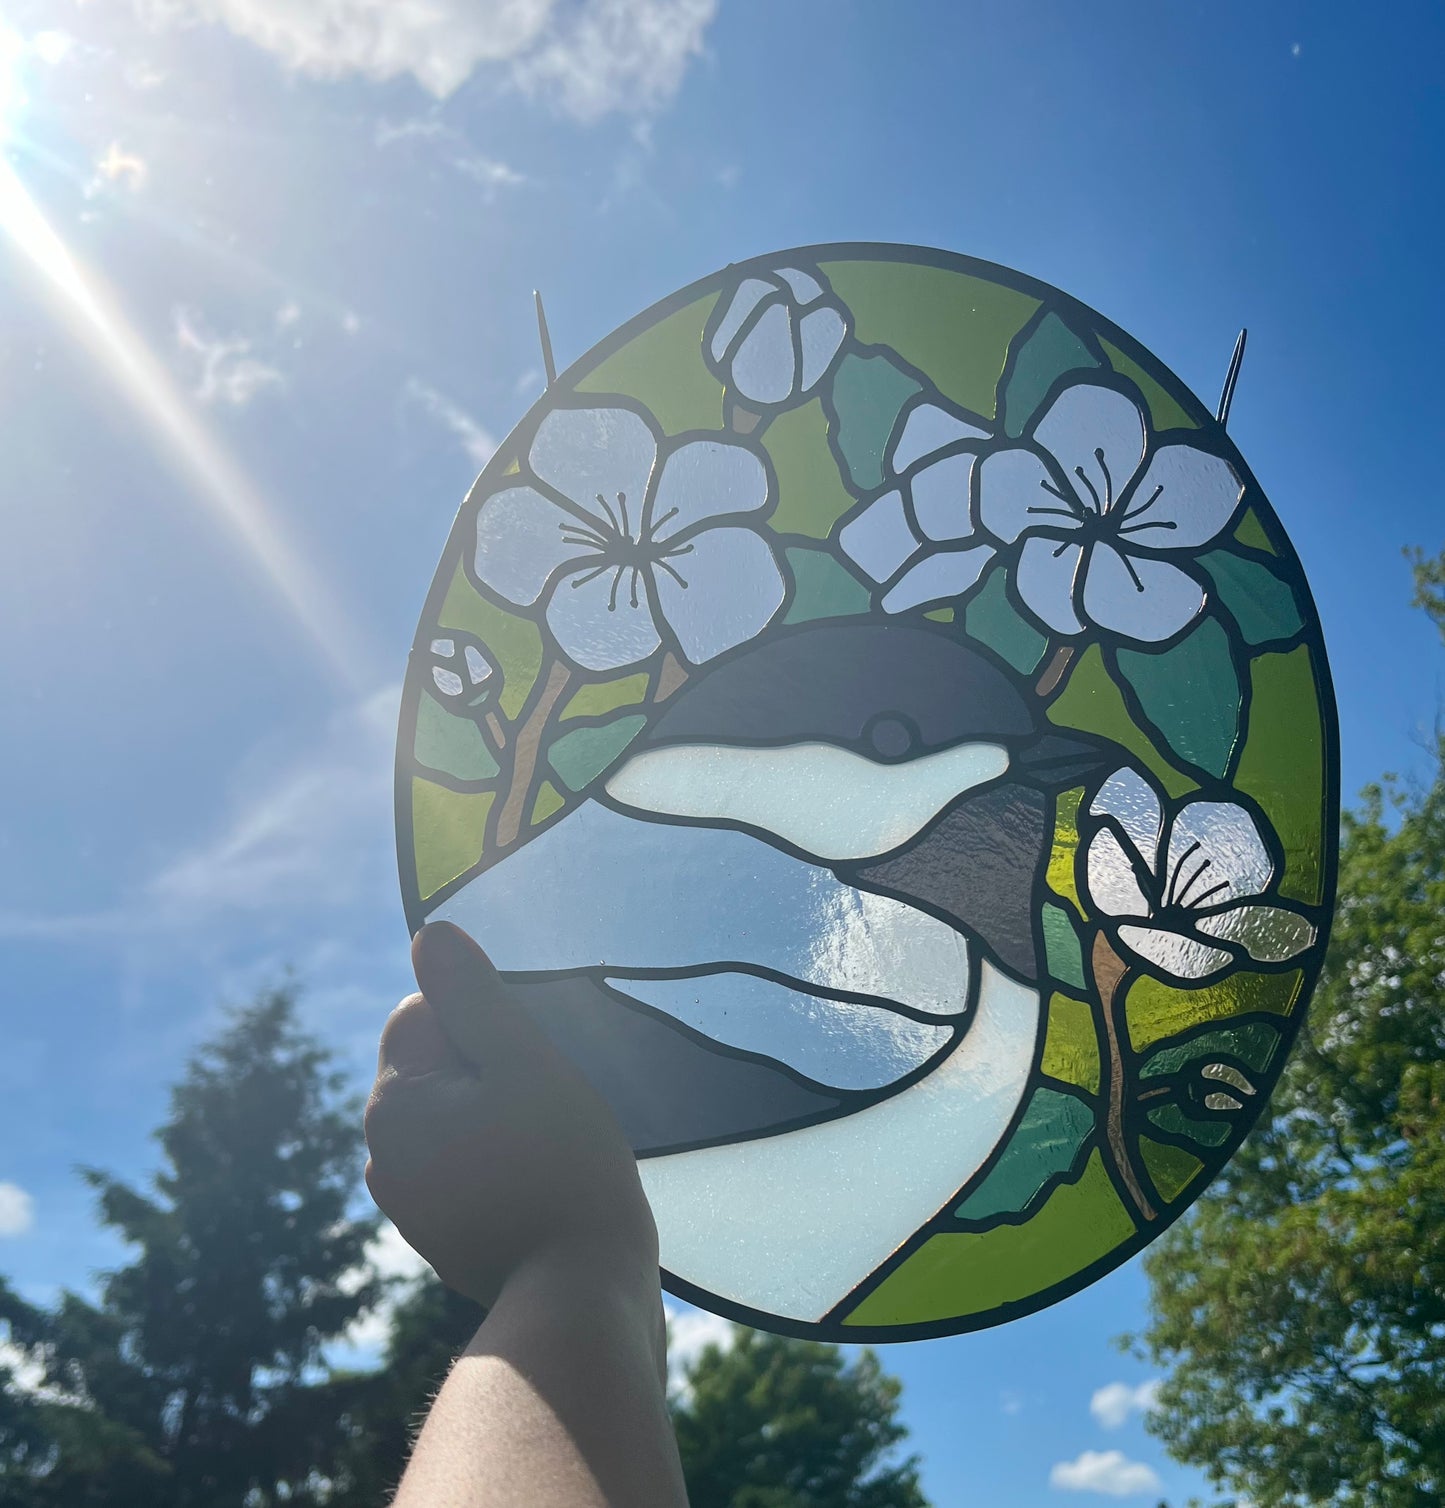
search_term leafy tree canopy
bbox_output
[0,988,381,1507]
[1134,548,1445,1507]
[670,1324,929,1508]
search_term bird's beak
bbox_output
[1012,732,1117,790]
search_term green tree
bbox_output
[670,1325,929,1508]
[1134,549,1445,1507]
[0,987,381,1507]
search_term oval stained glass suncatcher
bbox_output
[395,244,1339,1341]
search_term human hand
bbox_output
[364,922,660,1313]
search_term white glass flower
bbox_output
[1083,766,1316,981]
[473,404,785,673]
[978,382,1244,642]
[838,393,994,612]
[705,265,848,409]
[427,632,497,711]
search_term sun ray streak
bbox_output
[0,156,369,688]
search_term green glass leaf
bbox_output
[1138,1136,1203,1204]
[1041,903,1086,990]
[1115,616,1241,779]
[1200,550,1305,645]
[1000,311,1101,437]
[827,350,921,491]
[763,398,857,538]
[954,1086,1094,1222]
[546,714,647,794]
[1139,1021,1281,1080]
[782,546,872,624]
[962,565,1047,673]
[1147,1103,1231,1148]
[414,691,500,782]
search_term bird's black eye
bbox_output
[864,714,916,760]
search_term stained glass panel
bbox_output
[395,245,1338,1341]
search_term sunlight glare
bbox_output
[0,62,369,687]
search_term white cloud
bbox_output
[0,1183,34,1237]
[453,152,527,193]
[404,378,496,467]
[134,0,717,120]
[1000,1388,1023,1415]
[1050,1450,1162,1497]
[1090,1378,1162,1430]
[275,300,302,328]
[174,307,285,406]
[336,1219,432,1353]
[664,1301,733,1393]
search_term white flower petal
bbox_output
[1122,444,1244,548]
[798,305,847,392]
[1014,535,1085,634]
[890,401,989,474]
[775,266,823,303]
[979,447,1073,544]
[730,300,795,405]
[1090,767,1165,872]
[709,277,774,363]
[1085,827,1152,918]
[839,490,919,584]
[474,485,593,607]
[1081,545,1203,642]
[910,451,976,542]
[530,406,657,529]
[880,545,994,613]
[1116,923,1234,981]
[654,526,785,664]
[545,562,661,672]
[432,666,464,697]
[1033,383,1146,516]
[1165,801,1274,905]
[1193,904,1316,962]
[430,637,455,656]
[650,439,770,541]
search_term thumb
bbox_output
[411,921,544,1070]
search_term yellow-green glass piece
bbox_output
[1233,508,1277,554]
[560,672,651,722]
[1233,646,1326,903]
[821,260,1038,419]
[1099,337,1199,432]
[438,563,542,720]
[1125,969,1304,1054]
[576,293,724,435]
[1041,991,1101,1095]
[412,780,494,900]
[531,780,566,825]
[844,1152,1133,1326]
[1139,1137,1204,1204]
[1047,787,1086,915]
[762,397,856,538]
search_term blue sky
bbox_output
[0,1,1441,1501]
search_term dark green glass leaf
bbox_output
[954,1086,1094,1221]
[963,564,1048,672]
[546,715,647,794]
[1148,1103,1232,1148]
[1115,615,1241,778]
[1200,549,1305,645]
[782,546,872,624]
[1041,903,1086,989]
[1139,1021,1280,1080]
[1000,311,1101,437]
[415,692,500,782]
[828,350,921,490]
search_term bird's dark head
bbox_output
[616,620,1119,982]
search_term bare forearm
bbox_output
[393,1253,687,1508]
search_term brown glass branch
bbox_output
[1091,929,1157,1223]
